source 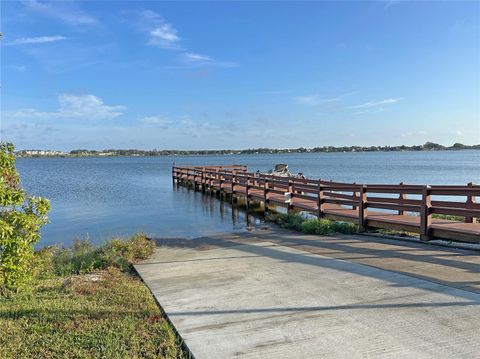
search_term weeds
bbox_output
[266,212,358,235]
[48,232,155,276]
[0,233,186,359]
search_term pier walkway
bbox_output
[135,229,480,358]
[173,165,480,244]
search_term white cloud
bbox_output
[184,52,212,62]
[149,24,181,48]
[133,9,235,67]
[4,94,125,121]
[21,0,96,26]
[350,98,400,109]
[140,116,173,128]
[294,94,340,106]
[7,35,68,45]
[57,94,125,120]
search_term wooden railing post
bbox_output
[264,178,270,212]
[245,175,250,209]
[287,180,293,212]
[420,185,432,241]
[466,182,476,223]
[193,169,197,191]
[200,168,206,193]
[231,171,236,204]
[352,182,358,210]
[317,180,324,218]
[358,185,368,232]
[214,169,220,194]
[398,182,406,215]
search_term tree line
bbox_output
[16,142,480,157]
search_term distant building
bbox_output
[16,150,67,157]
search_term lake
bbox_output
[16,150,480,247]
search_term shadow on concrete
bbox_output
[169,300,480,317]
[151,229,480,299]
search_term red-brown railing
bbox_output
[172,165,479,244]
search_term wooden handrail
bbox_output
[172,165,480,241]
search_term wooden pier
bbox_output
[172,165,480,244]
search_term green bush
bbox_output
[52,233,155,276]
[267,212,358,235]
[53,239,103,276]
[0,143,50,292]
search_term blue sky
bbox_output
[1,0,479,150]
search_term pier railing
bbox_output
[172,165,480,244]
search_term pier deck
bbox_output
[173,165,480,243]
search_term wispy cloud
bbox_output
[140,116,173,128]
[7,35,68,46]
[382,0,401,10]
[5,94,125,121]
[294,91,357,106]
[350,98,400,109]
[183,52,212,62]
[130,10,182,49]
[129,9,236,68]
[21,0,96,26]
[148,23,181,49]
[294,94,341,106]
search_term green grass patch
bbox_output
[266,212,358,235]
[0,234,187,359]
[432,213,464,222]
[372,228,418,237]
[50,233,156,276]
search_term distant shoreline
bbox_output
[14,142,480,158]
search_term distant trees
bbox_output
[451,143,466,150]
[422,142,445,151]
[0,143,50,292]
[15,142,480,158]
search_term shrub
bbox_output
[53,239,103,276]
[267,212,358,235]
[30,246,56,279]
[0,143,50,292]
[52,233,155,276]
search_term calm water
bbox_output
[16,150,480,247]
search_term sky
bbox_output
[1,0,479,151]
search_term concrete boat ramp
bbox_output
[135,229,480,358]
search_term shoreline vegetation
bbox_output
[15,142,480,158]
[0,233,187,359]
[1,142,186,358]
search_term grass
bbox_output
[432,213,464,222]
[266,212,358,235]
[260,209,469,239]
[372,228,418,237]
[0,234,187,359]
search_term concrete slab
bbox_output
[136,234,480,359]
